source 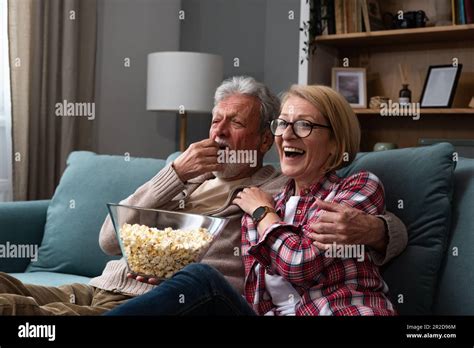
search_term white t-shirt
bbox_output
[262,196,302,316]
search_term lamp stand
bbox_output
[179,112,187,152]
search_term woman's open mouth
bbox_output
[283,146,305,158]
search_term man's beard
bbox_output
[213,138,257,180]
[213,162,248,180]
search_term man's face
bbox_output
[209,94,269,179]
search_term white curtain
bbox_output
[8,0,97,200]
[0,0,13,202]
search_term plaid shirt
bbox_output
[241,171,396,316]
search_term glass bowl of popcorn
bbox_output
[106,203,228,280]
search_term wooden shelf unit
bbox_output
[356,114,474,151]
[354,108,474,116]
[315,24,474,48]
[310,22,474,150]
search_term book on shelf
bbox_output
[458,0,466,24]
[335,0,344,34]
[365,0,385,31]
[452,0,474,24]
[314,0,336,36]
[452,0,456,24]
[319,0,368,35]
[361,0,371,32]
[465,0,474,23]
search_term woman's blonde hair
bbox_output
[281,85,360,173]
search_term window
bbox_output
[0,0,13,201]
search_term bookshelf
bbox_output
[314,24,474,47]
[310,23,474,151]
[354,108,474,116]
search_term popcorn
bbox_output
[120,223,212,279]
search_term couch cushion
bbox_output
[0,200,49,273]
[337,142,455,314]
[433,157,474,314]
[9,272,91,287]
[27,151,166,277]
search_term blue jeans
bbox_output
[106,263,256,316]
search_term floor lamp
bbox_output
[146,52,223,152]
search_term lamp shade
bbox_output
[146,52,223,113]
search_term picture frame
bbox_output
[332,68,367,108]
[366,0,385,31]
[420,64,463,108]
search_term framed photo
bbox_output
[366,0,385,30]
[332,68,367,108]
[420,64,463,108]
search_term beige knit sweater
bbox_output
[89,164,407,296]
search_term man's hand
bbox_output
[127,273,160,285]
[308,199,388,254]
[172,139,224,182]
[233,187,275,215]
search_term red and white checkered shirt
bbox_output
[241,171,396,316]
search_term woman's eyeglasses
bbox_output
[270,119,331,138]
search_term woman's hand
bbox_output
[232,187,275,215]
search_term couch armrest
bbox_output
[0,200,50,272]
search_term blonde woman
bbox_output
[235,85,395,315]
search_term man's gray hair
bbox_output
[214,76,280,132]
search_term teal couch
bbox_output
[0,143,472,315]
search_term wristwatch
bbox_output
[252,206,276,225]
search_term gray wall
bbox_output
[179,0,300,162]
[95,0,181,158]
[180,0,267,145]
[263,0,300,161]
[95,0,300,160]
[263,0,300,96]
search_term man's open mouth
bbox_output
[283,146,305,158]
[215,140,230,151]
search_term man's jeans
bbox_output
[106,263,256,315]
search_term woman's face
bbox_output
[276,96,334,190]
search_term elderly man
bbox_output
[0,76,406,315]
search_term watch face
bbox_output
[252,206,266,221]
